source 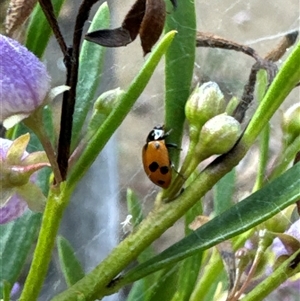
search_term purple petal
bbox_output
[1,137,32,224]
[0,35,50,122]
[11,282,21,297]
[0,195,28,224]
[272,219,300,257]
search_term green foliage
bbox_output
[57,236,85,287]
[71,3,110,149]
[117,163,300,284]
[1,1,300,301]
[0,212,42,298]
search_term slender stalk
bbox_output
[57,0,99,180]
[253,70,269,192]
[24,110,62,183]
[38,0,68,55]
[19,185,69,301]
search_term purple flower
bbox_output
[0,34,50,129]
[0,134,50,224]
[272,219,300,258]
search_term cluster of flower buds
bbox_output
[185,82,241,162]
[184,82,241,176]
[185,82,226,144]
[165,82,242,199]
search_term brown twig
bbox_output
[196,31,261,62]
[56,0,99,181]
[233,31,298,123]
[196,31,298,123]
[265,30,299,62]
[293,151,300,215]
[38,0,68,56]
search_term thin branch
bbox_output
[38,0,68,56]
[233,31,298,123]
[196,31,299,123]
[196,31,261,62]
[56,0,99,180]
[293,151,300,215]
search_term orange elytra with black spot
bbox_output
[142,125,172,188]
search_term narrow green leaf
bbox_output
[1,280,11,301]
[127,188,144,228]
[25,0,66,57]
[164,0,196,166]
[146,266,179,301]
[71,2,110,149]
[129,267,179,301]
[57,236,85,287]
[126,189,157,301]
[213,169,236,215]
[122,163,300,284]
[190,249,223,301]
[126,279,146,301]
[268,134,300,182]
[126,189,154,263]
[172,202,203,301]
[0,212,41,298]
[243,42,300,146]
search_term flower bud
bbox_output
[0,34,51,129]
[281,103,300,145]
[87,88,125,137]
[0,134,50,223]
[195,113,242,159]
[93,87,124,116]
[185,82,225,142]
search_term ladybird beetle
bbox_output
[142,125,173,188]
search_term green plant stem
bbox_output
[241,249,300,301]
[172,202,203,301]
[24,110,62,183]
[267,134,300,181]
[19,184,69,301]
[253,124,270,192]
[190,248,221,301]
[165,155,203,200]
[232,231,269,301]
[253,70,269,192]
